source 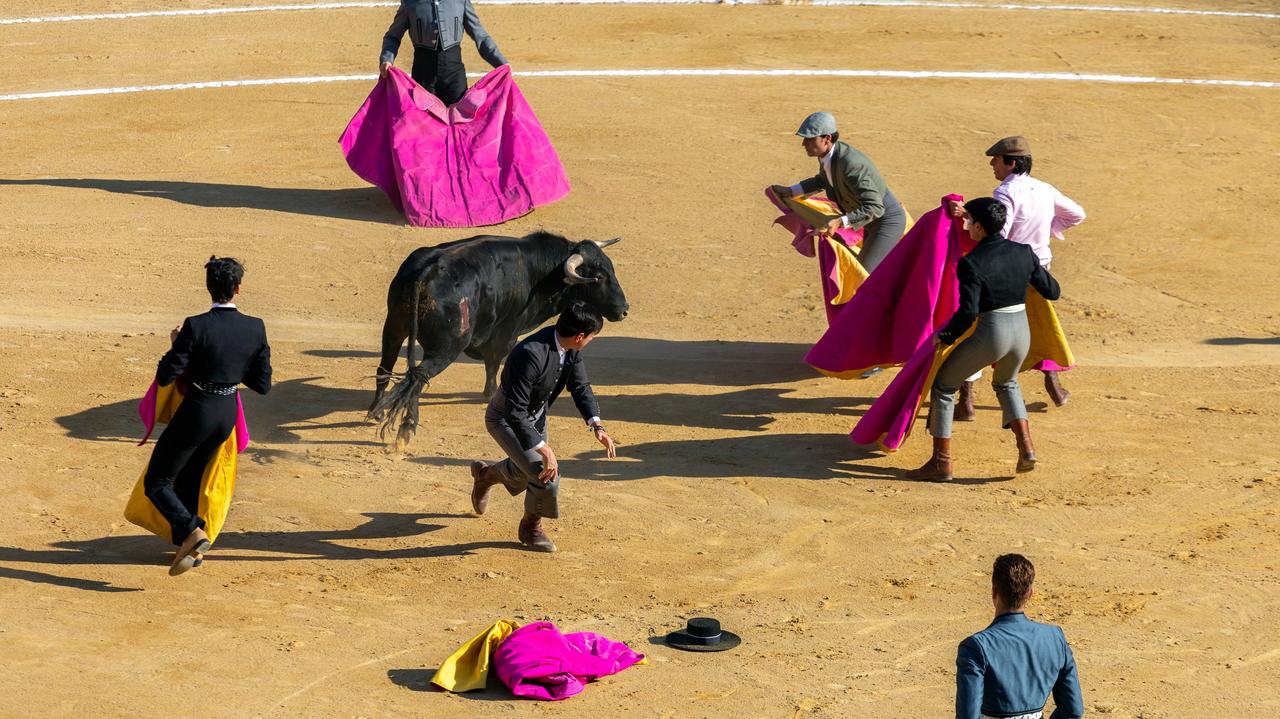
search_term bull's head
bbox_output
[562,238,629,321]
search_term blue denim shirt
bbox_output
[956,612,1084,719]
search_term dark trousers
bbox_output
[859,189,908,274]
[412,43,468,106]
[143,389,236,545]
[483,394,560,519]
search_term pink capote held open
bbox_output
[805,195,973,378]
[493,622,644,701]
[340,65,570,228]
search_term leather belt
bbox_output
[192,382,237,396]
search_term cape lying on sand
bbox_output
[431,619,644,701]
[340,65,570,228]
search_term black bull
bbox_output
[368,231,629,445]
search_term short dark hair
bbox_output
[992,554,1035,608]
[827,131,840,144]
[205,256,244,303]
[964,197,1007,236]
[555,301,604,337]
[1001,154,1033,175]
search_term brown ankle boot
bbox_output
[1010,419,1037,473]
[1043,370,1071,407]
[470,461,499,515]
[955,381,976,421]
[905,437,953,481]
[518,513,557,553]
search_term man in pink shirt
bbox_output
[989,136,1084,406]
[988,136,1086,267]
[951,136,1086,410]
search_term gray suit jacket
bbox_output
[798,141,891,231]
[380,0,507,67]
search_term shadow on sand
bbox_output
[387,668,514,700]
[304,336,821,388]
[1204,336,1280,346]
[0,178,401,224]
[55,377,382,448]
[0,513,526,593]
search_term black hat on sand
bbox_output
[664,617,741,652]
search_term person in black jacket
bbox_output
[907,198,1060,481]
[469,302,616,552]
[144,257,272,575]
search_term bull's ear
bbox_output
[592,237,622,249]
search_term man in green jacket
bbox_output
[775,111,907,274]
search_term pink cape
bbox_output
[137,380,250,454]
[764,187,864,325]
[849,325,973,451]
[805,195,972,377]
[339,65,570,228]
[493,622,644,701]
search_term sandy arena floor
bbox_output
[1,1,1278,717]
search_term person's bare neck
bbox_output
[994,601,1024,617]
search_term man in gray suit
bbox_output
[469,302,617,553]
[775,111,908,274]
[379,0,508,106]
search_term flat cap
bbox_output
[986,135,1031,157]
[795,112,837,138]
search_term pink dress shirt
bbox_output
[993,173,1085,266]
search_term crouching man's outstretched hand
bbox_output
[593,427,617,459]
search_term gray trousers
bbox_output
[484,394,560,519]
[930,310,1031,438]
[858,189,908,274]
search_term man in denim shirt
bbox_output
[957,554,1084,719]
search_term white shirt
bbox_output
[790,145,854,228]
[819,144,836,187]
[553,331,567,368]
[993,173,1086,266]
[211,302,237,309]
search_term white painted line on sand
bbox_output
[0,2,393,26]
[0,75,374,101]
[0,0,1275,26]
[1,68,1276,102]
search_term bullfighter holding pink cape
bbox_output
[341,65,570,228]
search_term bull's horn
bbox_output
[563,253,598,284]
[592,237,622,249]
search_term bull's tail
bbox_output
[369,280,428,447]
